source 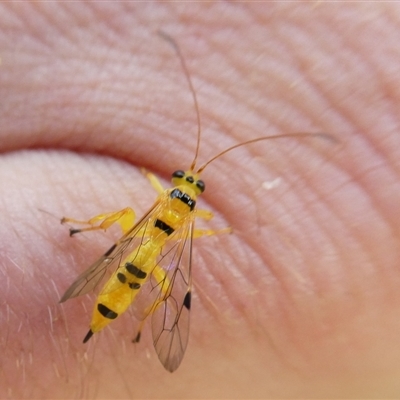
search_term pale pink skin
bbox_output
[1,2,400,398]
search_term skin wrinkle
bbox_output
[250,172,378,368]
[312,210,371,302]
[250,50,337,140]
[283,153,371,270]
[256,149,343,276]
[354,12,400,92]
[252,299,302,381]
[262,218,321,305]
[237,183,318,314]
[202,38,299,132]
[194,240,277,369]
[298,192,359,280]
[303,21,379,124]
[348,155,400,237]
[339,138,400,242]
[318,183,376,273]
[211,244,260,329]
[290,131,400,284]
[285,27,368,133]
[293,56,354,129]
[322,68,380,135]
[223,30,318,128]
[193,238,231,314]
[366,82,400,145]
[12,4,58,54]
[245,65,315,132]
[338,39,400,180]
[234,147,344,304]
[281,203,335,292]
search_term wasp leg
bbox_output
[195,209,215,221]
[194,209,232,236]
[132,319,146,343]
[132,264,170,342]
[142,168,165,194]
[193,227,232,238]
[61,207,136,236]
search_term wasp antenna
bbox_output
[158,30,202,171]
[196,132,336,173]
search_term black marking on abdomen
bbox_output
[129,282,141,290]
[183,291,191,310]
[154,219,174,236]
[125,262,147,279]
[97,303,118,319]
[104,243,117,256]
[117,272,127,283]
[170,188,196,211]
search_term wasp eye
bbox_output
[172,170,185,179]
[196,180,205,193]
[186,176,194,183]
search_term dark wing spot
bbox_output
[183,291,191,310]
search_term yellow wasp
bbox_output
[59,32,327,372]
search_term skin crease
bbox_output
[0,2,400,398]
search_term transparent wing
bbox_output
[150,220,194,372]
[59,198,164,303]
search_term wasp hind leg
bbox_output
[61,207,136,236]
[132,319,146,343]
[131,264,171,343]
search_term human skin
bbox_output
[1,2,400,398]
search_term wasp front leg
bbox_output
[61,207,136,236]
[142,168,166,195]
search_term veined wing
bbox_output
[150,219,194,372]
[59,197,165,303]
